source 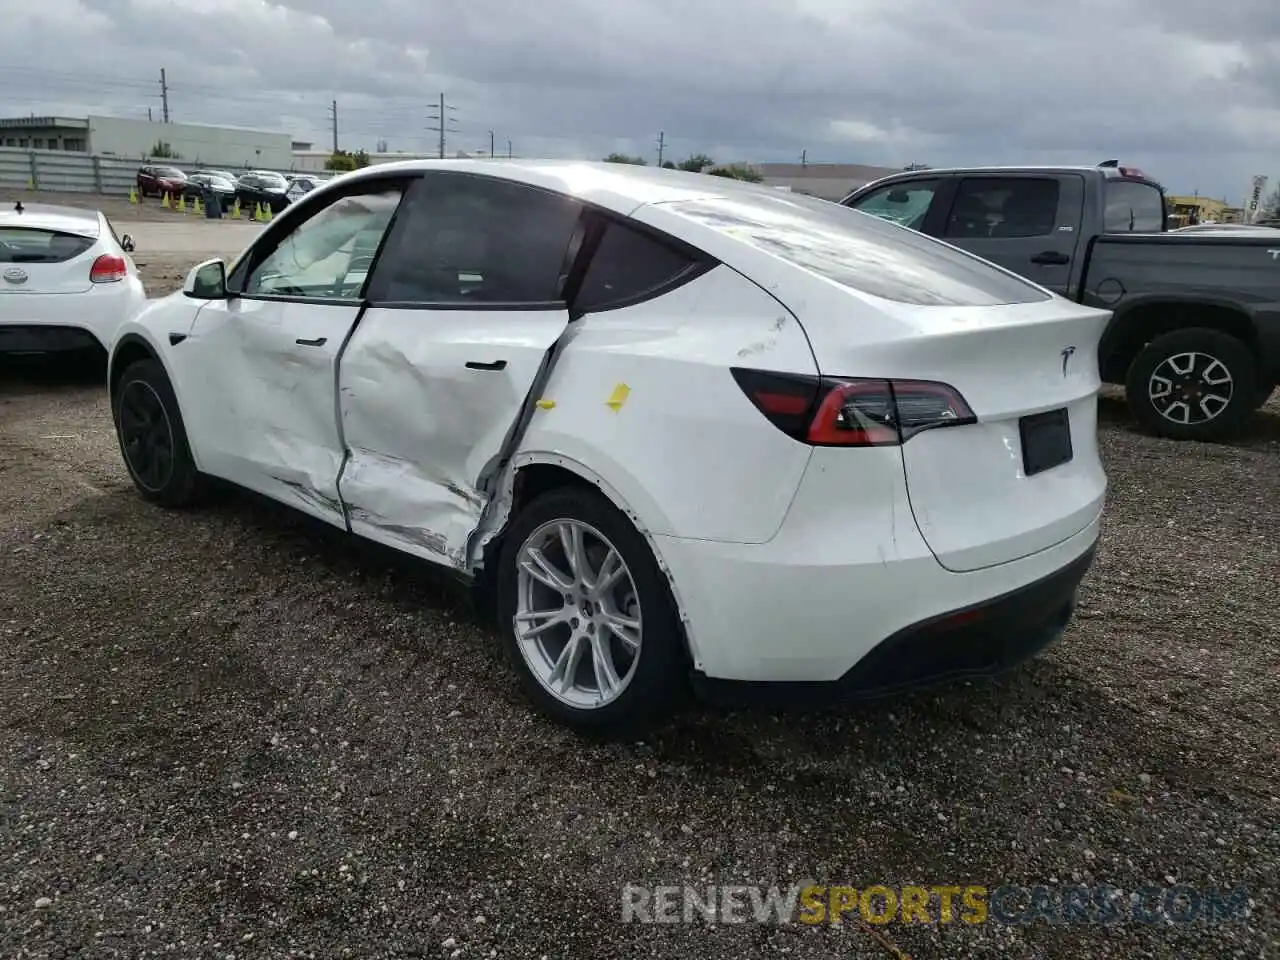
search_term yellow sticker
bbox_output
[535,399,556,410]
[605,383,631,411]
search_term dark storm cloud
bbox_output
[2,0,1276,197]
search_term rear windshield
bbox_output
[0,228,94,263]
[663,193,1052,306]
[1104,180,1165,233]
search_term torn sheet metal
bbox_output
[335,305,571,571]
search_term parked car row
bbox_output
[135,165,329,212]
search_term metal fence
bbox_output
[0,148,275,196]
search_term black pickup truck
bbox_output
[840,162,1280,441]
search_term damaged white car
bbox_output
[108,159,1108,732]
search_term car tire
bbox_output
[1125,327,1258,441]
[112,358,208,508]
[496,485,686,735]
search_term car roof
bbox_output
[0,203,101,238]
[331,158,778,216]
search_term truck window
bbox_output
[944,178,1060,239]
[844,179,939,230]
[1104,181,1164,232]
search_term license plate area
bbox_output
[1020,408,1072,476]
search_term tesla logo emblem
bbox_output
[1061,346,1076,376]
[2,266,27,285]
[1269,250,1280,260]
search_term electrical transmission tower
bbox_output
[427,94,459,159]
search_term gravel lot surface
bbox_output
[0,192,1277,959]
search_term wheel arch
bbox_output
[108,331,163,400]
[1099,296,1262,384]
[472,452,703,673]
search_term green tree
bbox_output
[602,153,647,165]
[677,153,714,173]
[150,140,179,159]
[324,149,371,172]
[661,160,676,169]
[705,163,763,183]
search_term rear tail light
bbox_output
[731,367,976,446]
[90,253,128,283]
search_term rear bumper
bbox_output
[692,542,1095,707]
[0,324,103,354]
[651,443,1104,686]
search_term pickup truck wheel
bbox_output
[1126,328,1258,441]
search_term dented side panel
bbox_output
[512,265,820,545]
[169,297,361,528]
[336,305,571,569]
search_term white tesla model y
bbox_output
[108,160,1109,731]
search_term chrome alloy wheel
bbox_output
[1149,351,1233,425]
[513,518,642,710]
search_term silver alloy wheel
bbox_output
[513,518,642,710]
[1148,351,1233,425]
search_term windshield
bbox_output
[1104,180,1165,233]
[155,167,184,179]
[0,227,94,263]
[662,192,1052,306]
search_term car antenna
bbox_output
[13,201,23,214]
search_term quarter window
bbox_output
[372,174,583,304]
[243,187,403,299]
[575,221,701,312]
[846,179,939,231]
[944,178,1061,239]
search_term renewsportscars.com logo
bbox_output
[621,883,1251,926]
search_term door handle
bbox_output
[465,360,507,371]
[1030,251,1070,265]
[295,337,327,347]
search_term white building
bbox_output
[0,115,292,168]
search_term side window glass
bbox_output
[575,221,700,312]
[945,178,1060,239]
[244,188,403,299]
[374,174,583,304]
[848,180,939,230]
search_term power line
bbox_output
[426,93,458,159]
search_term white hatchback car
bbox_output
[1,202,143,355]
[108,160,1109,731]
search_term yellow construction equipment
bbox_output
[128,186,138,204]
[176,195,186,213]
[161,192,171,209]
[193,196,203,215]
[231,199,241,219]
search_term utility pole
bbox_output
[426,93,458,159]
[159,68,170,123]
[489,129,495,158]
[328,100,338,153]
[656,131,665,167]
[507,139,513,158]
[800,149,806,167]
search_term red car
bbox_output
[136,165,186,199]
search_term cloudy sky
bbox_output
[2,0,1277,200]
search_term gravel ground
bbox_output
[1,194,1278,959]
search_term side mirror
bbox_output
[183,258,227,299]
[120,234,136,253]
